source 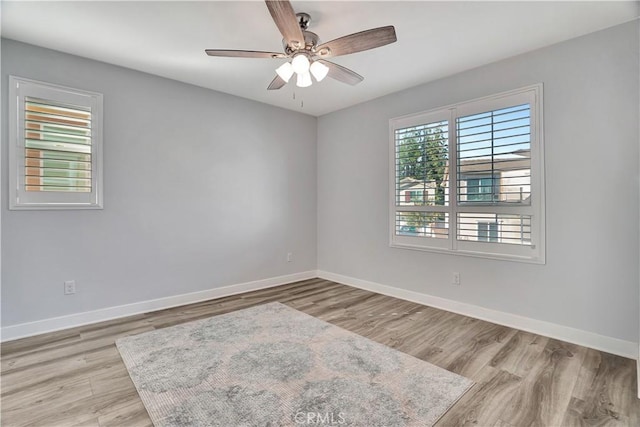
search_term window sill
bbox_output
[389,241,545,265]
[9,202,104,210]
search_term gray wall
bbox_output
[318,22,639,342]
[1,39,318,326]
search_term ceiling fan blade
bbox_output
[205,49,285,59]
[267,75,287,90]
[316,60,363,86]
[315,26,397,58]
[265,0,305,50]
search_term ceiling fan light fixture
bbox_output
[310,61,329,82]
[296,71,312,88]
[275,61,294,82]
[291,54,310,74]
[206,3,397,91]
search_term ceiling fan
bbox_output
[205,0,397,90]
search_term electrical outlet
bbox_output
[452,272,460,286]
[287,252,293,262]
[64,280,76,295]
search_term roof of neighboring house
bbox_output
[398,177,437,191]
[399,150,530,189]
[444,149,531,179]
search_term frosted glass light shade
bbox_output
[296,71,312,88]
[310,61,329,82]
[291,54,310,74]
[275,62,294,82]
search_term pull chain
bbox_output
[292,90,303,108]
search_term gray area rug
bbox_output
[116,302,473,426]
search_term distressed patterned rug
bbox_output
[116,302,473,427]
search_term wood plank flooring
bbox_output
[1,278,638,426]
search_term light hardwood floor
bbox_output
[1,278,638,426]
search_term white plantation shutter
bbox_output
[455,102,534,248]
[24,98,93,192]
[390,84,545,263]
[456,104,531,205]
[393,115,450,244]
[391,109,451,250]
[9,76,103,209]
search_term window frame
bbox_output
[9,76,104,210]
[389,84,545,264]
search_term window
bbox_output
[461,176,497,202]
[477,221,498,242]
[9,76,103,209]
[389,85,544,263]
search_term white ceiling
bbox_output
[2,1,638,116]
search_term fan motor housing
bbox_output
[282,13,320,55]
[283,31,319,55]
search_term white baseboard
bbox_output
[1,270,318,342]
[318,270,638,360]
[4,269,637,361]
